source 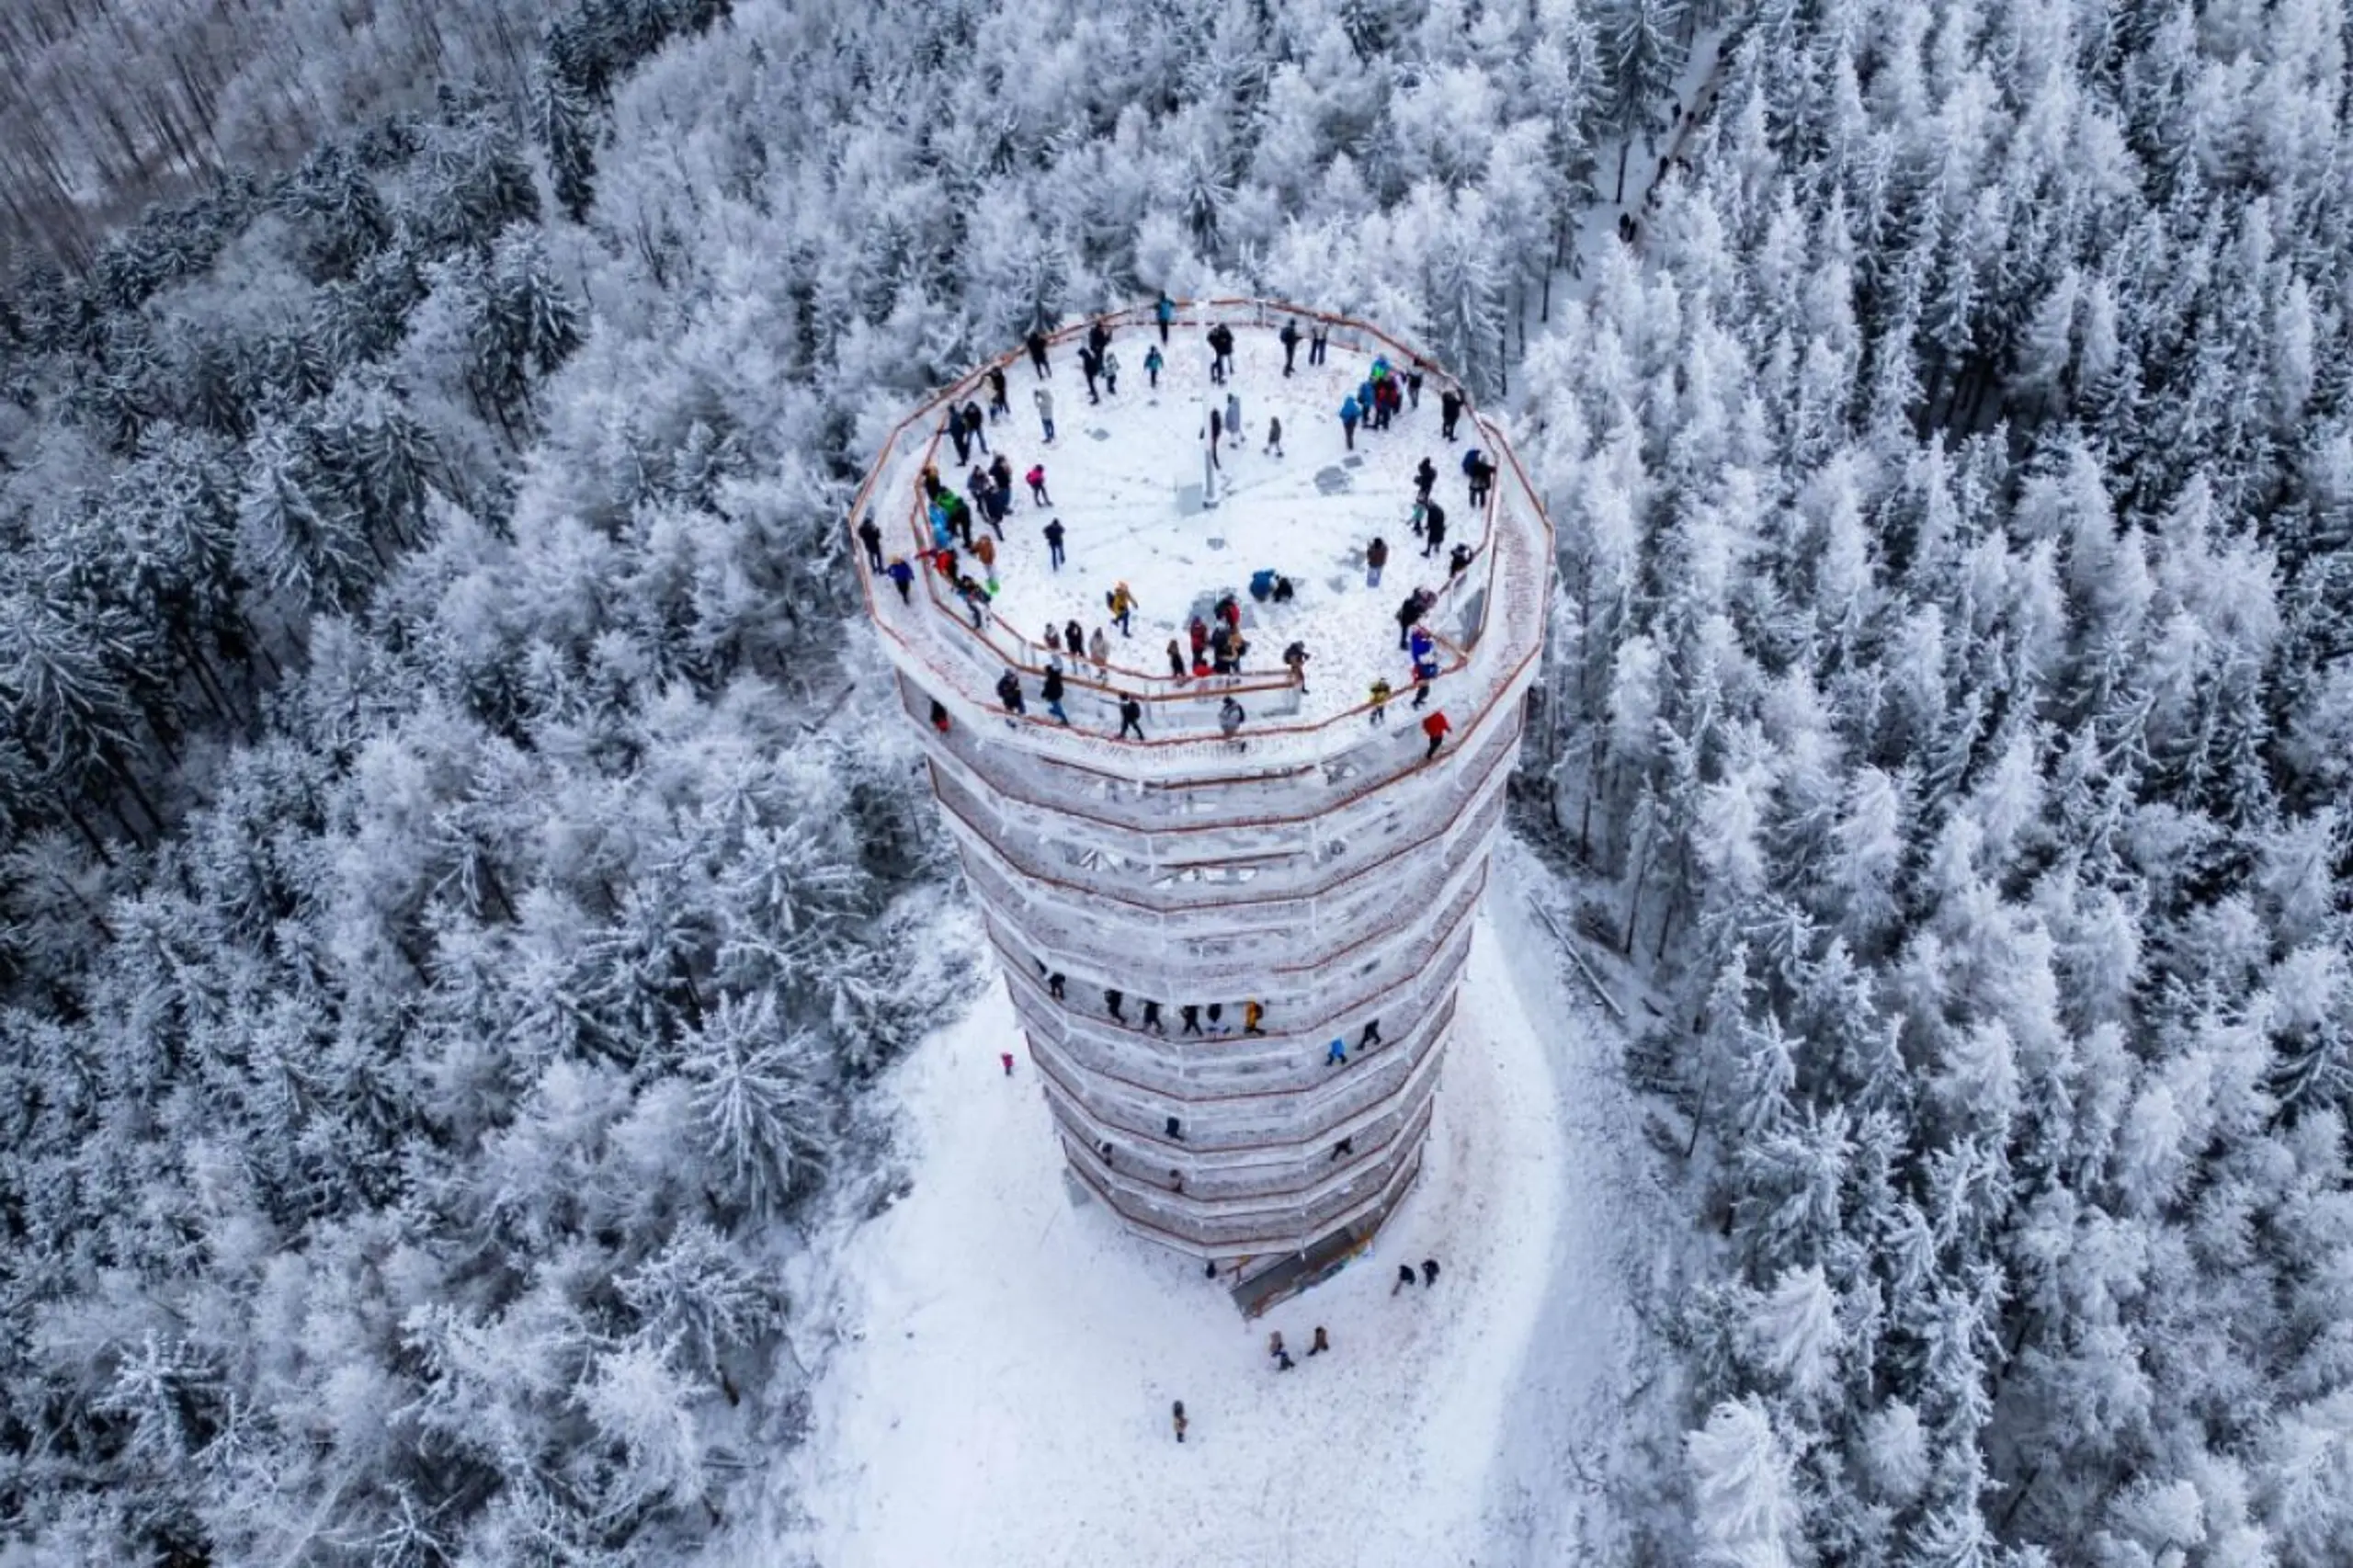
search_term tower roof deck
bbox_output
[852,301,1550,778]
[974,328,1462,724]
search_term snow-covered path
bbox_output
[788,840,1646,1566]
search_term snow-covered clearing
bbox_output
[976,325,1478,722]
[788,838,1658,1566]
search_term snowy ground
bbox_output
[973,325,1481,722]
[785,838,1659,1566]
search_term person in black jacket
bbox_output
[1027,328,1051,378]
[995,669,1024,714]
[1119,694,1145,740]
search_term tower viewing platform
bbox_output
[847,299,1551,1310]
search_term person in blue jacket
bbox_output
[1340,394,1361,450]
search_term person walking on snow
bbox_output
[1034,387,1056,443]
[964,399,988,452]
[1142,999,1165,1033]
[858,517,884,571]
[1339,394,1361,450]
[1079,345,1101,404]
[1000,1051,1014,1075]
[1048,971,1066,1000]
[1154,292,1176,343]
[885,556,914,602]
[1041,664,1071,724]
[1180,1004,1201,1035]
[1422,1259,1440,1287]
[1366,535,1389,587]
[1027,328,1051,378]
[1102,348,1120,396]
[1063,619,1085,661]
[995,669,1025,716]
[1469,452,1495,507]
[1265,416,1283,456]
[1219,695,1245,744]
[1109,581,1138,635]
[1043,517,1066,569]
[1167,638,1186,678]
[1119,693,1144,740]
[1172,1401,1188,1443]
[1208,323,1235,382]
[1422,709,1451,758]
[1393,1264,1416,1295]
[1449,541,1473,580]
[1360,1018,1382,1049]
[1106,988,1126,1023]
[1244,999,1266,1035]
[1282,641,1310,692]
[948,405,972,465]
[987,366,1009,419]
[1368,677,1392,724]
[1396,589,1427,650]
[1207,407,1224,468]
[1439,387,1463,439]
[1269,1332,1294,1371]
[1144,343,1164,389]
[1327,1037,1347,1065]
[1088,626,1110,668]
[1027,463,1051,506]
[1309,321,1328,365]
[1225,391,1243,447]
[1422,504,1448,558]
[1309,1326,1330,1357]
[1415,456,1437,501]
[1279,319,1301,375]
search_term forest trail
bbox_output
[783,837,1651,1566]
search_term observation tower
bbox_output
[848,300,1550,1311]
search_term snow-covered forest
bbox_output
[0,0,2346,1562]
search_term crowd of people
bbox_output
[867,310,1505,760]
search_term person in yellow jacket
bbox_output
[1244,999,1265,1036]
[1108,580,1139,636]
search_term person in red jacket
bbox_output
[1421,709,1451,759]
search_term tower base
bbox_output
[1224,1149,1425,1318]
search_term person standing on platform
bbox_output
[1422,709,1451,758]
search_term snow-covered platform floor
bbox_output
[963,325,1481,723]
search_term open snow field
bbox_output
[788,840,1649,1567]
[972,324,1484,722]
